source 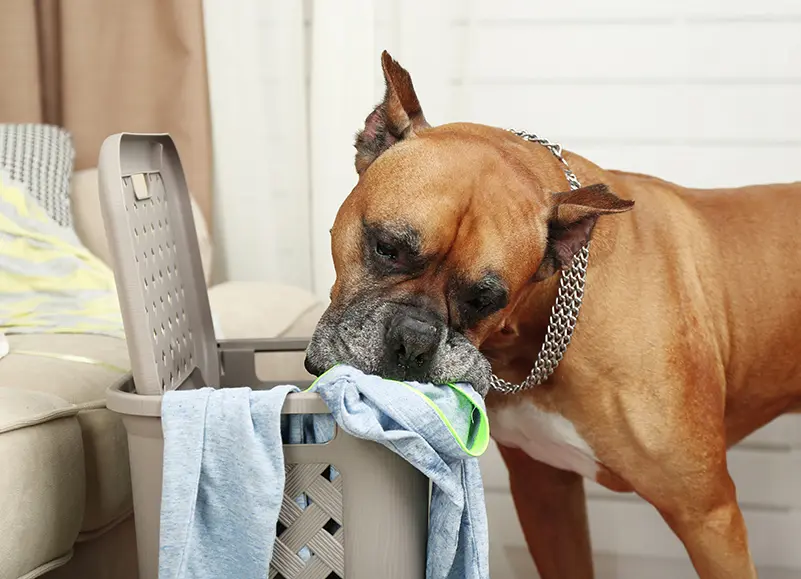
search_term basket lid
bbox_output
[98,133,219,395]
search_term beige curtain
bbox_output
[0,0,214,226]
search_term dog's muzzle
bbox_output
[304,298,492,396]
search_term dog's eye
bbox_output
[457,275,509,327]
[375,240,399,261]
[466,295,492,313]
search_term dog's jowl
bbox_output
[305,51,801,579]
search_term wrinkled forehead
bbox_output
[334,131,552,287]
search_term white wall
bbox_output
[204,0,311,288]
[377,0,801,189]
[308,0,377,301]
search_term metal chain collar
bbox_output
[489,129,590,395]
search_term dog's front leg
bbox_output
[498,444,594,579]
[643,465,758,579]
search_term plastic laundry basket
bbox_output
[99,133,429,579]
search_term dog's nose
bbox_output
[385,311,442,379]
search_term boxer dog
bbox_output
[304,51,801,578]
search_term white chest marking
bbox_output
[489,401,600,480]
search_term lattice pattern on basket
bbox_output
[270,463,344,579]
[122,172,195,392]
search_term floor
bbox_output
[494,547,801,579]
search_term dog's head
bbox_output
[304,52,634,395]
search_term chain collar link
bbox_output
[489,130,590,395]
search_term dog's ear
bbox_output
[533,183,634,281]
[354,50,431,175]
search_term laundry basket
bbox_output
[100,133,429,579]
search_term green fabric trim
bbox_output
[305,365,336,392]
[438,382,490,457]
[307,365,490,457]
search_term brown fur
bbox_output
[328,52,801,578]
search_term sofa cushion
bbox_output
[208,281,320,340]
[0,334,133,536]
[0,388,84,579]
[0,124,75,228]
[0,171,124,339]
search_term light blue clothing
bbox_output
[310,366,490,579]
[159,385,298,579]
[159,365,490,579]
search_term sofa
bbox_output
[0,166,324,579]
